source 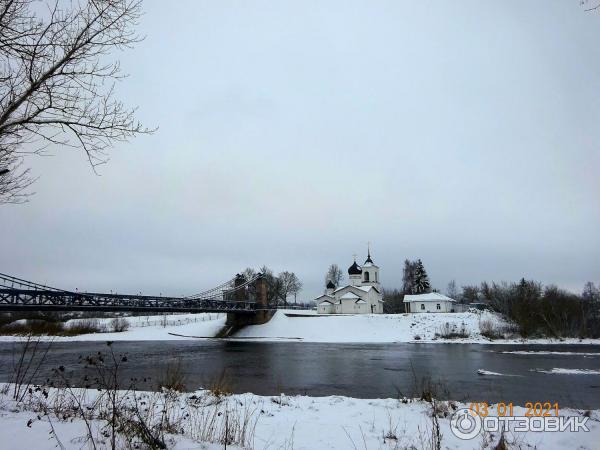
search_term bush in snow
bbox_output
[435,322,469,339]
[110,317,130,332]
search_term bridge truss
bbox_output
[0,273,261,314]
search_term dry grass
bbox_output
[435,322,470,339]
[157,359,187,392]
[207,370,233,398]
[0,318,104,336]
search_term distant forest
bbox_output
[383,259,600,339]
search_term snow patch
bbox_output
[502,351,600,356]
[477,369,504,376]
[533,368,600,375]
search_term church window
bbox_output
[436,304,441,310]
[420,304,425,310]
[364,271,370,282]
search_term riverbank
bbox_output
[0,383,597,450]
[0,312,227,342]
[232,310,600,344]
[1,310,599,345]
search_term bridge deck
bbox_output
[0,289,257,314]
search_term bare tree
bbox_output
[581,0,600,12]
[0,0,153,203]
[583,281,599,302]
[445,279,458,299]
[325,263,343,287]
[460,285,479,304]
[242,267,256,281]
[279,271,302,304]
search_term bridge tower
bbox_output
[225,272,271,330]
[255,274,268,308]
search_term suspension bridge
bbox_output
[0,272,268,318]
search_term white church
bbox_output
[315,250,384,314]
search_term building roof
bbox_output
[403,292,456,303]
[362,248,380,268]
[340,292,360,300]
[318,299,334,305]
[348,261,362,275]
[331,284,380,295]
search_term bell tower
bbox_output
[360,244,380,290]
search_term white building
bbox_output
[403,292,456,313]
[315,250,384,314]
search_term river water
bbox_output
[0,341,599,408]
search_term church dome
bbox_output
[348,261,362,275]
[326,280,336,289]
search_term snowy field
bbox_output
[0,384,597,450]
[0,313,227,342]
[1,310,600,344]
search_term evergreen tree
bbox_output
[413,259,431,293]
[402,259,417,294]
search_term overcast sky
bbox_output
[1,0,599,299]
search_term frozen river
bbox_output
[0,341,599,408]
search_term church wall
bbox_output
[317,303,334,314]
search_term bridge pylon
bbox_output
[225,272,273,330]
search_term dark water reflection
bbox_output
[0,341,599,408]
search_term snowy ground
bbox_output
[232,310,600,344]
[0,384,598,450]
[1,310,599,344]
[0,313,227,342]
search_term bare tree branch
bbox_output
[0,0,155,204]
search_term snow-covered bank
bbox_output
[1,310,599,344]
[232,310,600,344]
[0,313,227,342]
[0,384,597,450]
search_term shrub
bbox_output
[65,318,104,335]
[0,319,65,335]
[435,322,470,339]
[110,317,130,332]
[479,319,503,340]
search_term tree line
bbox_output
[465,279,600,338]
[382,260,600,338]
[383,259,432,313]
